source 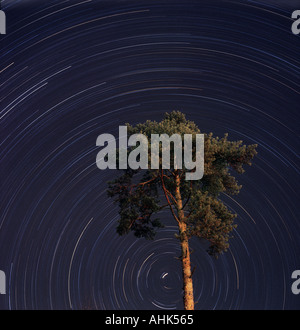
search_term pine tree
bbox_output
[107,111,257,310]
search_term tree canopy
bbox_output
[107,111,257,257]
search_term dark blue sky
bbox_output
[0,0,299,310]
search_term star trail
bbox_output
[0,0,299,310]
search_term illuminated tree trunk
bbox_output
[178,221,194,310]
[175,174,194,310]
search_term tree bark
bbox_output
[178,221,194,310]
[175,173,195,310]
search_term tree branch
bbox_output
[137,176,158,187]
[158,203,169,210]
[160,170,180,224]
[182,193,191,210]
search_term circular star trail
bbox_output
[0,0,299,310]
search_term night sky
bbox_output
[0,0,299,310]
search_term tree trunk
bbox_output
[178,221,194,310]
[175,173,195,310]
